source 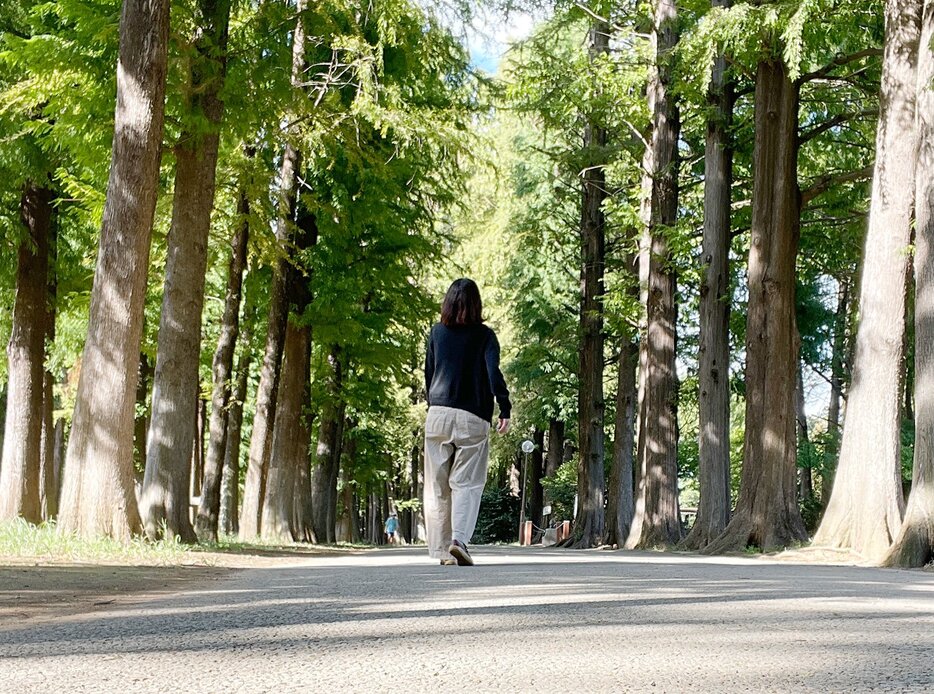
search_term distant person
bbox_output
[424,278,511,566]
[384,513,399,545]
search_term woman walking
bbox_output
[424,278,511,566]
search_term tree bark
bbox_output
[683,1,733,550]
[311,346,344,544]
[133,354,151,472]
[261,320,311,542]
[59,0,169,539]
[39,215,58,522]
[141,0,232,542]
[884,0,934,568]
[796,365,814,504]
[821,280,850,507]
[196,184,249,541]
[218,289,257,536]
[627,0,682,549]
[813,0,922,560]
[546,419,564,478]
[573,18,609,549]
[606,334,637,546]
[0,183,52,524]
[336,427,359,544]
[705,58,808,553]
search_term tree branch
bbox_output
[799,108,877,144]
[800,166,873,207]
[796,49,882,84]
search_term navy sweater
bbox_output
[424,322,512,422]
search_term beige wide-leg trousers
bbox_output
[424,406,491,559]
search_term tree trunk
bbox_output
[39,373,56,521]
[311,346,344,544]
[260,320,311,542]
[627,0,682,549]
[796,365,814,504]
[239,2,306,540]
[140,0,231,542]
[219,291,257,536]
[821,280,850,507]
[546,419,564,478]
[190,398,207,500]
[573,18,609,549]
[133,354,151,472]
[52,418,65,507]
[38,215,58,522]
[606,334,637,547]
[705,58,807,553]
[683,2,733,549]
[196,185,249,541]
[0,183,52,524]
[59,0,169,539]
[813,0,922,560]
[884,0,934,568]
[336,427,359,544]
[529,428,545,536]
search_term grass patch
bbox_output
[0,520,381,566]
[0,519,192,565]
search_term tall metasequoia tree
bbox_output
[821,280,849,506]
[261,208,316,543]
[813,0,922,560]
[682,0,733,549]
[133,354,151,468]
[311,346,344,544]
[240,3,306,538]
[705,56,808,553]
[336,426,360,543]
[0,183,52,523]
[140,0,233,542]
[626,0,682,549]
[885,0,934,568]
[59,0,170,539]
[218,291,257,536]
[605,330,637,546]
[573,18,609,548]
[196,184,250,541]
[546,419,564,478]
[261,321,312,542]
[39,218,58,520]
[795,366,814,504]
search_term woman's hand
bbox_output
[497,418,510,434]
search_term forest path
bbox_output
[1,546,932,692]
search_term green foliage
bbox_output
[473,486,520,544]
[539,460,578,524]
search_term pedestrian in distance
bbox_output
[384,512,399,545]
[423,278,511,566]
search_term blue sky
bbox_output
[461,7,540,75]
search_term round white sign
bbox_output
[521,440,535,454]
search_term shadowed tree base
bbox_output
[882,489,934,568]
[570,510,605,548]
[680,519,725,551]
[703,506,807,554]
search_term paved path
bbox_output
[2,547,933,692]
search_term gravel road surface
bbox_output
[2,546,932,692]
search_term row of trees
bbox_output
[0,0,474,544]
[473,0,932,567]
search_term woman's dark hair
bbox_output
[441,278,484,326]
